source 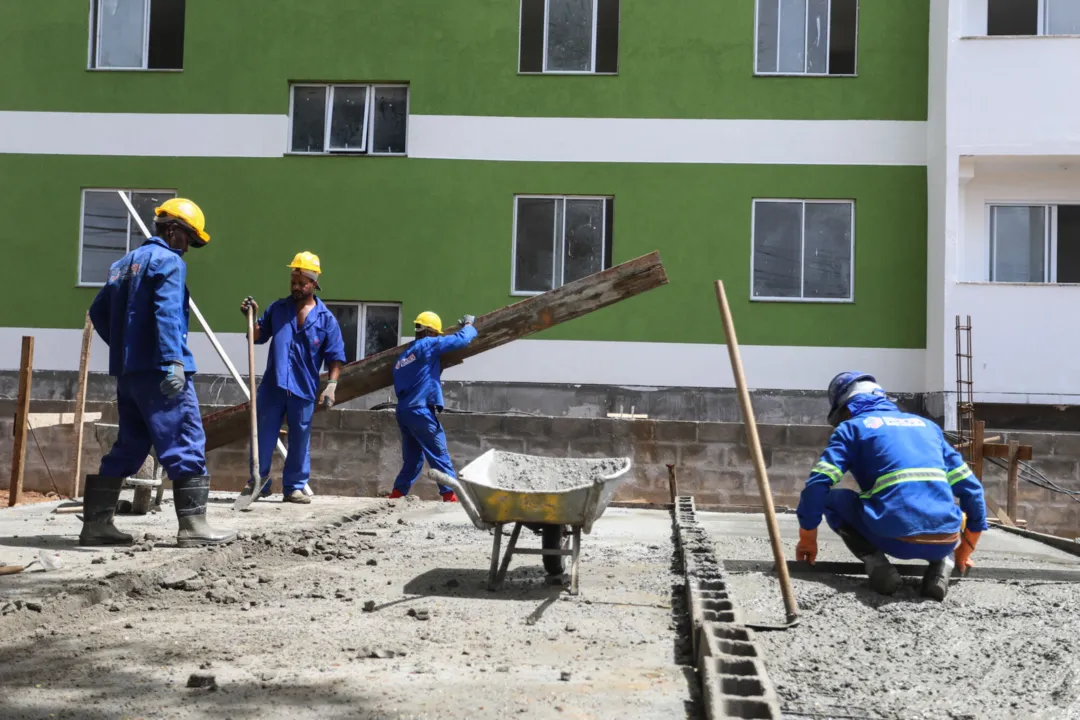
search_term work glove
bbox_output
[240,296,258,317]
[954,529,981,574]
[459,314,475,326]
[159,361,186,399]
[796,527,818,565]
[320,380,338,410]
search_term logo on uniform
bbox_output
[863,417,884,429]
[395,354,416,370]
[313,337,321,348]
[884,417,925,427]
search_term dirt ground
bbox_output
[0,494,696,720]
[0,490,64,506]
[698,512,1080,720]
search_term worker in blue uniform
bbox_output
[389,311,478,501]
[795,371,988,601]
[239,252,345,504]
[84,198,235,548]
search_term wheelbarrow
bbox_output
[430,450,631,595]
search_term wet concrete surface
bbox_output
[698,511,1080,720]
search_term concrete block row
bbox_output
[673,495,782,720]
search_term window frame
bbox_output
[986,202,1060,283]
[88,0,184,72]
[286,83,411,157]
[749,198,856,303]
[519,0,618,75]
[985,0,1080,37]
[77,188,177,288]
[323,301,403,362]
[510,194,611,297]
[752,0,860,77]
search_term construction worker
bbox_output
[85,198,234,547]
[389,311,478,501]
[794,371,988,601]
[238,252,345,504]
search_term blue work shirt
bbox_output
[89,237,195,377]
[393,325,478,409]
[797,394,989,539]
[255,296,346,403]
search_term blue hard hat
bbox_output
[827,371,879,426]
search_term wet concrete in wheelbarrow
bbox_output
[485,452,627,492]
[697,511,1080,720]
[0,495,693,719]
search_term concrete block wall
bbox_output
[1,400,1077,538]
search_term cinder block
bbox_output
[678,443,724,468]
[480,437,526,454]
[786,424,832,448]
[655,421,699,443]
[523,436,570,457]
[754,425,788,448]
[697,422,744,444]
[769,449,822,471]
[568,439,619,458]
[321,432,365,453]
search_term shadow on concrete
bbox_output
[0,634,383,720]
[402,567,565,602]
[739,568,948,610]
[0,534,97,553]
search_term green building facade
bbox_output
[0,0,929,406]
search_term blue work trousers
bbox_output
[251,383,314,494]
[99,372,207,481]
[393,406,456,495]
[824,489,957,562]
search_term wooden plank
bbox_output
[1006,440,1020,523]
[202,251,669,451]
[8,337,34,507]
[984,494,1015,528]
[972,420,985,481]
[71,312,93,499]
[980,443,1033,461]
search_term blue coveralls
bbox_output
[796,395,989,562]
[88,237,206,481]
[391,324,478,495]
[251,297,345,494]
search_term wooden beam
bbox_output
[8,337,34,507]
[1006,440,1020,524]
[972,420,985,482]
[202,252,669,452]
[980,443,1033,461]
[71,312,93,499]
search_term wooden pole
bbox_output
[1006,440,1020,524]
[71,312,93,498]
[8,336,34,507]
[666,463,679,504]
[233,307,262,512]
[972,420,986,481]
[714,281,798,625]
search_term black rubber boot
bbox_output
[921,560,950,601]
[79,475,134,546]
[837,526,902,595]
[173,476,236,548]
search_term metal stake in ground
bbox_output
[234,306,261,512]
[714,280,799,626]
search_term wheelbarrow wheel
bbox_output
[541,525,566,575]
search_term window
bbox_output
[79,190,176,285]
[89,0,185,70]
[519,0,620,74]
[989,204,1080,283]
[755,0,858,76]
[289,84,409,156]
[513,196,613,295]
[988,0,1080,36]
[324,303,402,362]
[752,199,854,301]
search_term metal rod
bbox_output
[714,280,798,625]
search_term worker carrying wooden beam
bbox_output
[388,311,478,502]
[84,198,235,548]
[238,252,345,505]
[793,371,989,601]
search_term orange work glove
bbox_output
[954,529,981,574]
[796,528,818,565]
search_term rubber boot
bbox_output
[79,475,134,547]
[174,476,236,548]
[921,558,952,601]
[863,551,903,595]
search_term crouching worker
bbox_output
[795,371,988,601]
[84,198,235,547]
[389,312,478,501]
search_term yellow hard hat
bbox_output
[154,198,210,246]
[414,311,442,334]
[287,251,322,276]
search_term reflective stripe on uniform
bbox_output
[859,468,948,499]
[812,461,844,484]
[947,464,974,485]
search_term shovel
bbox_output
[0,551,64,576]
[233,305,261,512]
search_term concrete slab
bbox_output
[695,510,1080,719]
[0,497,693,720]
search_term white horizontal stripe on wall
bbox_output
[0,328,924,393]
[0,111,927,166]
